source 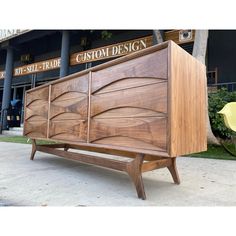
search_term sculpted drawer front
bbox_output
[25,86,49,121]
[50,74,88,120]
[91,48,168,93]
[91,82,167,118]
[24,120,47,138]
[49,120,87,142]
[89,117,167,152]
[26,86,49,106]
[50,74,88,100]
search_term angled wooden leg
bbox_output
[126,153,146,200]
[167,157,180,184]
[64,144,69,152]
[30,139,37,161]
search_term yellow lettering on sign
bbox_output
[72,35,153,65]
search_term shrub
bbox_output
[208,88,236,139]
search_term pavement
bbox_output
[0,141,236,206]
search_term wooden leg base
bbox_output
[64,145,69,152]
[167,157,180,184]
[29,142,181,199]
[30,139,37,160]
[126,154,146,200]
[141,156,180,185]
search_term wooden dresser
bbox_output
[24,40,207,199]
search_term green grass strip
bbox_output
[189,144,236,160]
[0,135,56,145]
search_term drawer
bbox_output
[50,74,88,101]
[50,74,88,120]
[25,86,49,121]
[89,117,167,152]
[49,120,87,142]
[91,82,167,118]
[92,48,168,93]
[26,86,49,106]
[25,99,48,121]
[50,95,88,120]
[24,120,47,138]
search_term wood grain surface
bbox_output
[168,41,207,156]
[91,48,168,93]
[49,120,87,142]
[24,86,49,137]
[91,82,167,118]
[24,120,47,138]
[89,117,167,151]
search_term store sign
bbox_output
[0,58,61,79]
[70,35,153,65]
[0,35,153,80]
[13,57,61,77]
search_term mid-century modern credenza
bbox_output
[24,40,207,200]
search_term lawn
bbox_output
[189,143,236,160]
[0,135,235,160]
[0,135,56,145]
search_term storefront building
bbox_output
[0,29,235,129]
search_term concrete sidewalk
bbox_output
[0,141,236,206]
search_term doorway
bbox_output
[11,84,31,126]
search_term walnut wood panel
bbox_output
[24,120,47,138]
[91,82,167,118]
[89,117,167,152]
[168,41,207,156]
[50,97,88,120]
[50,74,88,101]
[24,86,49,121]
[50,74,88,120]
[91,48,168,93]
[25,99,48,121]
[26,86,49,106]
[92,107,165,119]
[49,120,87,142]
[93,77,165,95]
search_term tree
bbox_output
[192,30,219,145]
[153,30,164,44]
